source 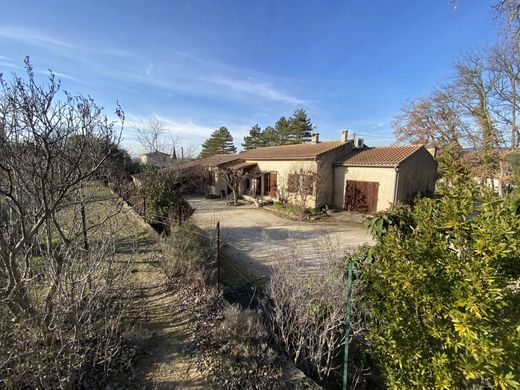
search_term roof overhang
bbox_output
[334,163,399,168]
[228,162,258,170]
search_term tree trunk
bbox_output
[232,188,238,205]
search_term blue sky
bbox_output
[0,1,500,154]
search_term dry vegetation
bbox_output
[160,223,287,389]
[264,240,371,389]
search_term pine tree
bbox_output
[242,124,265,150]
[274,116,291,145]
[199,127,237,158]
[262,126,279,146]
[288,108,313,143]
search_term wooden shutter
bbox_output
[269,172,277,197]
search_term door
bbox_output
[255,177,262,195]
[268,172,277,197]
[344,180,379,214]
[263,173,270,195]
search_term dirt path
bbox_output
[120,228,209,389]
[85,187,209,389]
[125,240,208,389]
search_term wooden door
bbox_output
[268,172,277,197]
[344,180,379,214]
[255,177,262,195]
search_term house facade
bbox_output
[333,144,437,213]
[173,131,438,214]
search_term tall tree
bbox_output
[261,126,279,147]
[494,0,520,38]
[489,42,520,148]
[393,89,466,155]
[199,126,237,158]
[288,109,313,143]
[274,116,291,145]
[135,116,165,154]
[242,124,265,150]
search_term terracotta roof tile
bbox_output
[240,141,348,160]
[337,145,424,167]
[160,154,241,173]
[199,154,241,166]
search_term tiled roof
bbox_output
[198,154,241,167]
[228,162,258,170]
[337,145,424,167]
[160,154,241,173]
[240,141,348,160]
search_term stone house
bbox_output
[139,151,173,167]
[171,131,438,214]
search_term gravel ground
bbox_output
[188,197,373,284]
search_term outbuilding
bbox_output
[333,145,437,213]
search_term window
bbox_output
[287,173,315,195]
[301,175,315,195]
[288,174,299,192]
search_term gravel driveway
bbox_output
[188,197,373,284]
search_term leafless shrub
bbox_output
[160,223,216,288]
[0,237,133,388]
[198,302,283,389]
[263,243,370,387]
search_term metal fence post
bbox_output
[216,221,220,293]
[343,257,353,390]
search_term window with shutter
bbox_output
[302,174,315,195]
[287,174,298,192]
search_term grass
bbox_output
[271,202,304,215]
[204,193,221,200]
[56,182,149,243]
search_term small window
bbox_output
[287,173,315,195]
[287,174,299,192]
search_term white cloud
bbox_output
[205,75,306,105]
[48,70,81,82]
[0,26,73,48]
[0,61,80,82]
[122,113,251,155]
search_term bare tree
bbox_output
[0,58,122,326]
[135,116,165,154]
[0,59,131,387]
[494,0,520,38]
[218,166,248,205]
[392,89,466,154]
[285,168,321,216]
[489,43,520,148]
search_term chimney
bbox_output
[340,130,349,143]
[310,133,320,144]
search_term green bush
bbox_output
[359,157,520,389]
[139,166,194,228]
